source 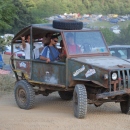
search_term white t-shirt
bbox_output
[33,42,43,59]
[24,42,30,59]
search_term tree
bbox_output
[0,0,16,30]
[2,0,130,34]
[7,0,35,34]
[100,28,117,45]
[113,24,130,45]
[0,36,13,51]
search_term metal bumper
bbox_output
[96,90,127,99]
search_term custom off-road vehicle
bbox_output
[11,20,130,118]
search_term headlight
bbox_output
[112,73,117,80]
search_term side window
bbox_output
[128,49,130,59]
[110,49,127,59]
[118,50,127,59]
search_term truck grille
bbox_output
[110,69,130,91]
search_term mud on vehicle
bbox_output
[11,20,130,118]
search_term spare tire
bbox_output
[53,19,83,30]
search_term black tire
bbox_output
[58,91,73,100]
[120,95,130,114]
[14,80,35,109]
[53,19,83,30]
[73,84,87,118]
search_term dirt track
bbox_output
[0,92,130,130]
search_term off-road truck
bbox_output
[11,20,130,118]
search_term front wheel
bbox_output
[14,80,35,109]
[120,95,130,114]
[73,84,87,118]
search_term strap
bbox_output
[48,46,55,60]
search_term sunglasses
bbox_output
[53,40,58,43]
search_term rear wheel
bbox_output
[120,95,130,114]
[58,91,73,100]
[73,84,87,118]
[14,80,35,109]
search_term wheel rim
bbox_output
[18,88,27,103]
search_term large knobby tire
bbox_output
[14,80,35,109]
[53,19,83,30]
[120,95,130,114]
[73,84,87,118]
[58,91,73,100]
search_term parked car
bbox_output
[11,20,130,119]
[109,18,118,23]
[108,45,130,61]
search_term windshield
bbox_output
[63,31,108,55]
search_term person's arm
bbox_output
[59,47,66,58]
[39,47,50,63]
[21,36,26,49]
[40,55,50,63]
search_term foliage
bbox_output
[100,23,130,45]
[100,28,117,45]
[30,0,130,17]
[0,37,6,51]
[0,36,13,51]
[0,0,35,34]
[7,0,35,34]
[1,0,130,42]
[0,0,16,30]
[113,24,130,45]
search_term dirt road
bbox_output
[0,92,130,130]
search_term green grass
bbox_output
[86,20,130,29]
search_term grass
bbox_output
[0,74,15,92]
[0,54,15,95]
[85,20,130,29]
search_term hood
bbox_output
[73,55,130,70]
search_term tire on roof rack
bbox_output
[53,19,83,30]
